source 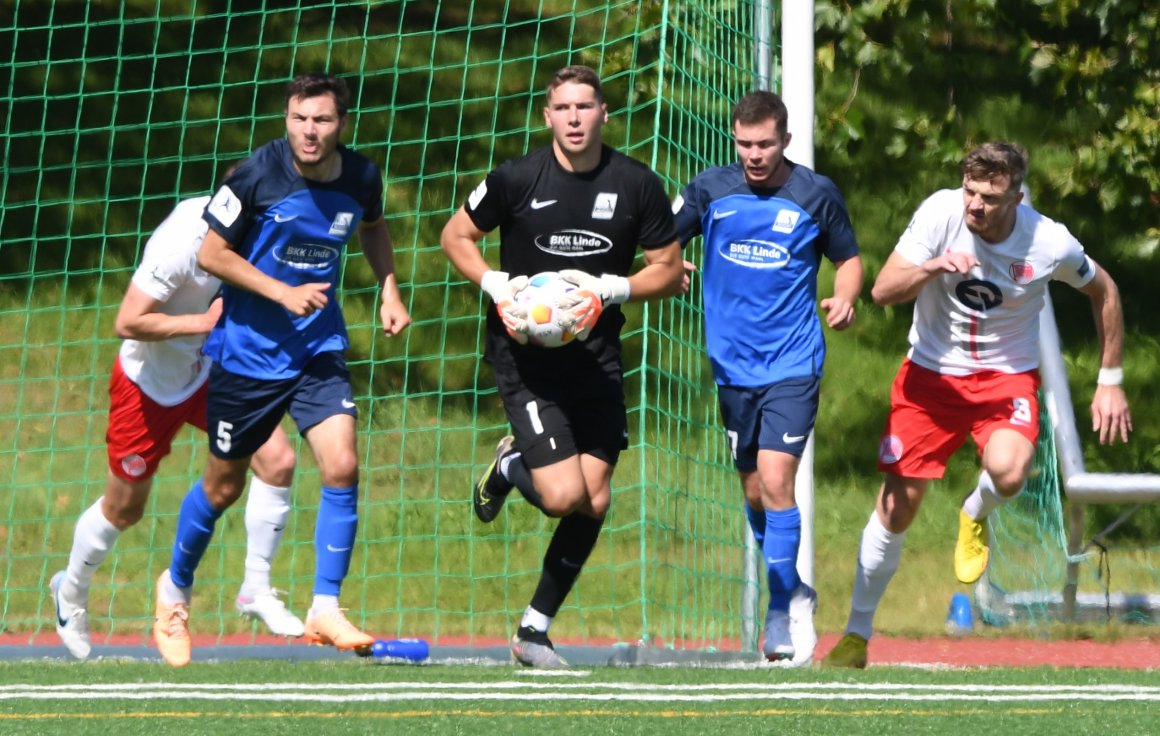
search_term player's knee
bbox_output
[318,452,359,488]
[252,444,297,487]
[537,477,588,517]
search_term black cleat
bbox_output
[473,435,515,523]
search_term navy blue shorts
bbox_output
[205,351,356,460]
[717,376,820,472]
[499,382,627,469]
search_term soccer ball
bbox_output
[514,271,577,348]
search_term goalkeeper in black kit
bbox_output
[440,64,684,668]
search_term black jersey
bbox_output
[464,144,677,397]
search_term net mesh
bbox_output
[1,0,769,648]
[982,392,1160,627]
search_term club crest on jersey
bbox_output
[535,229,613,256]
[592,192,618,220]
[771,208,800,233]
[878,435,903,465]
[328,212,354,237]
[207,185,241,227]
[720,239,791,269]
[1009,260,1035,284]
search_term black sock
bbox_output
[503,453,550,514]
[529,514,605,617]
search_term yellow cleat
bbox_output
[954,509,990,584]
[820,632,868,669]
[304,608,375,652]
[153,575,192,668]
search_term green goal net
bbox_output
[1,1,769,650]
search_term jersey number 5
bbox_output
[216,421,234,453]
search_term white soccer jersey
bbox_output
[118,196,221,405]
[895,188,1096,376]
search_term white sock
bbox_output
[310,594,339,615]
[499,451,521,482]
[846,512,905,640]
[240,477,291,598]
[520,606,552,633]
[158,569,192,607]
[62,500,121,606]
[961,471,1018,521]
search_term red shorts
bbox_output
[105,356,208,481]
[877,358,1040,479]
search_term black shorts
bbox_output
[498,378,628,469]
[205,351,356,459]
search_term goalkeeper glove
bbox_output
[480,270,530,344]
[556,270,631,341]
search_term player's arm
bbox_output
[870,249,980,306]
[627,240,684,301]
[440,205,530,341]
[439,206,491,286]
[1077,260,1132,444]
[821,255,863,330]
[197,228,329,317]
[358,216,411,337]
[114,283,221,341]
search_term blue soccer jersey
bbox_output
[201,138,384,380]
[674,162,859,387]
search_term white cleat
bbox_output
[788,583,818,667]
[50,571,92,660]
[762,608,793,662]
[236,589,305,638]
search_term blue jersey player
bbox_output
[673,91,863,666]
[152,73,411,667]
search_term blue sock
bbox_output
[745,504,765,545]
[315,484,358,597]
[169,480,223,588]
[762,507,802,612]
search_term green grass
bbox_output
[1,660,1158,736]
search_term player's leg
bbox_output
[155,365,286,667]
[824,360,960,668]
[511,396,623,668]
[54,359,190,660]
[290,352,372,651]
[485,383,588,519]
[236,425,302,636]
[956,372,1040,583]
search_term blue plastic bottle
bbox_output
[371,638,430,661]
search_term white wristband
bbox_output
[479,270,510,304]
[600,274,631,305]
[1097,367,1123,386]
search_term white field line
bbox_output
[1,682,1159,703]
[4,681,1160,693]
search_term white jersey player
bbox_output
[50,195,304,661]
[824,141,1132,669]
[898,187,1096,376]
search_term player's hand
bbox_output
[280,282,331,316]
[924,252,980,276]
[481,271,530,344]
[680,260,697,295]
[821,295,856,330]
[558,269,631,305]
[1091,384,1132,445]
[201,297,224,332]
[379,295,412,337]
[557,288,602,341]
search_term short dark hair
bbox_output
[961,141,1028,192]
[732,91,788,137]
[546,65,603,103]
[284,72,350,118]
